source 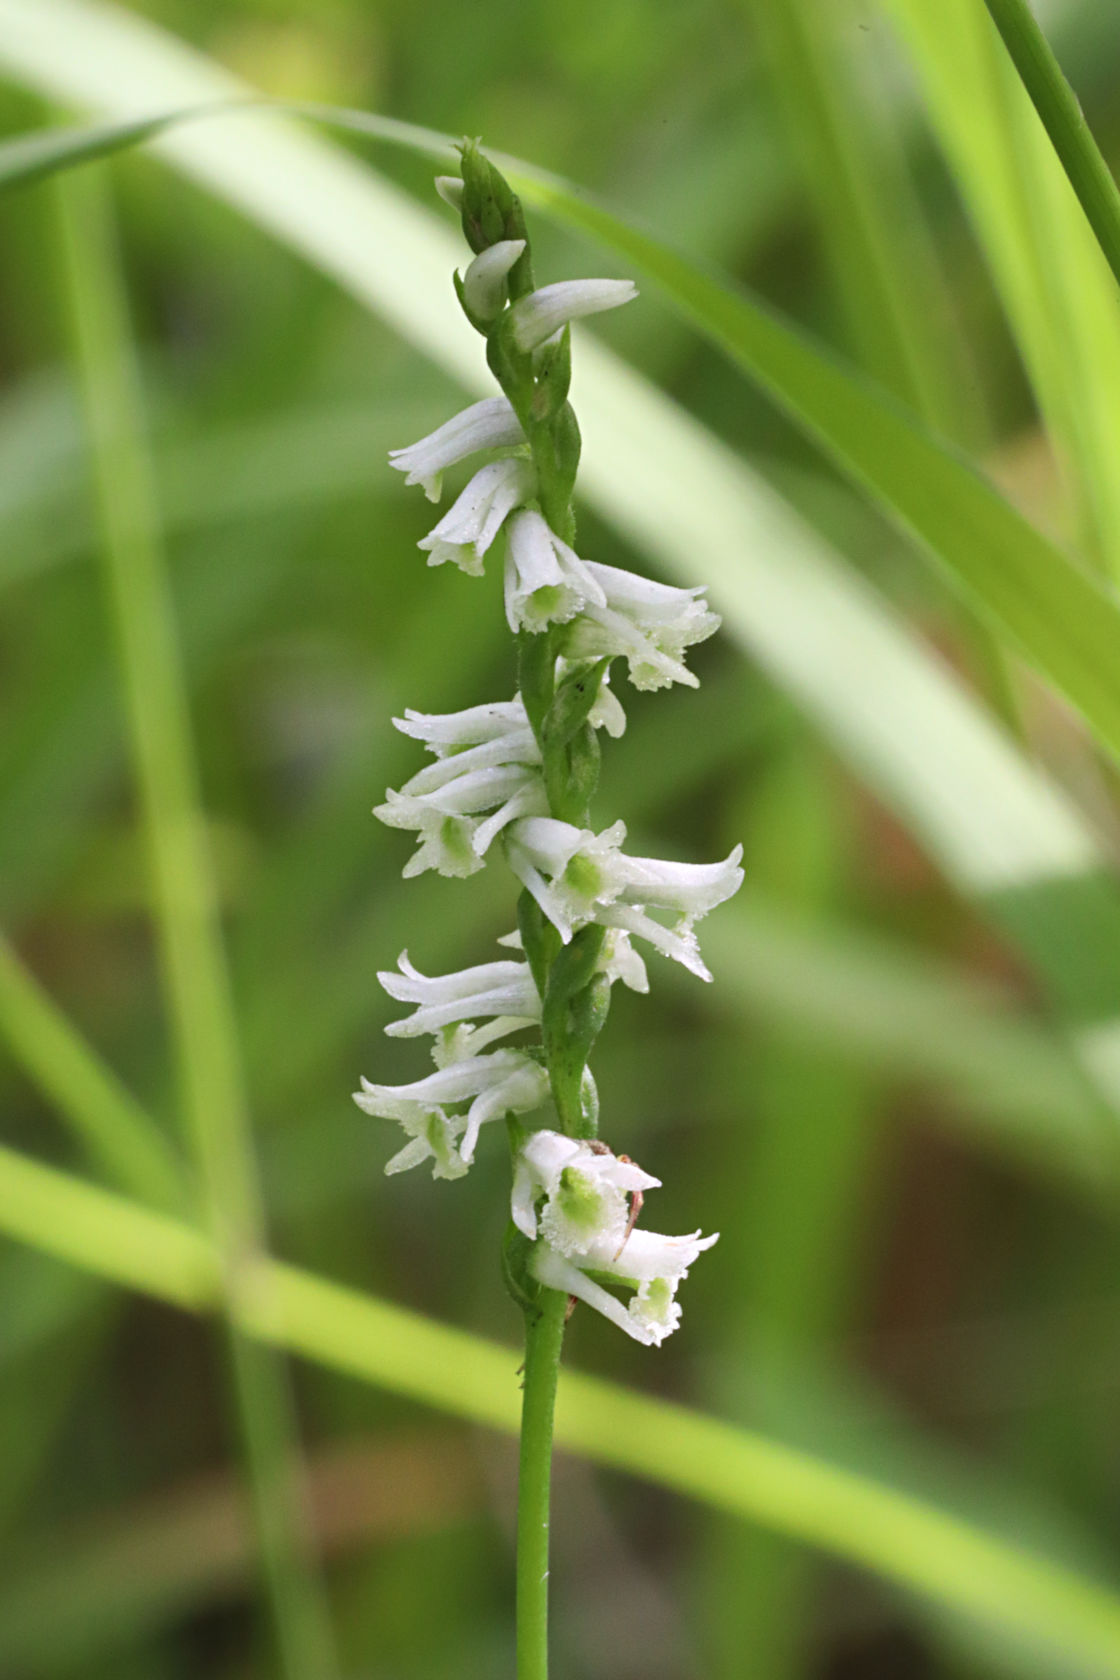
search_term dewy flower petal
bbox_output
[417,457,535,576]
[508,279,638,353]
[462,238,527,322]
[354,1048,549,1166]
[504,510,606,633]
[389,397,525,502]
[563,562,721,691]
[393,698,528,756]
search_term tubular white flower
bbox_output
[389,398,525,502]
[508,279,639,353]
[462,238,527,321]
[511,1128,659,1243]
[563,563,721,691]
[417,457,535,575]
[506,817,744,962]
[380,951,541,1039]
[376,702,546,878]
[504,510,607,633]
[355,1047,549,1165]
[520,1136,719,1347]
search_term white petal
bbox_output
[616,845,744,922]
[508,279,638,353]
[393,699,528,753]
[597,903,713,982]
[462,238,526,320]
[434,175,463,210]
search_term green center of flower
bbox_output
[561,851,604,903]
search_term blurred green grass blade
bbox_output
[882,0,1120,577]
[980,0,1120,295]
[4,7,1120,1122]
[0,105,207,188]
[0,932,186,1209]
[5,1146,1120,1678]
[53,160,336,1680]
[703,904,1113,1196]
[741,0,965,434]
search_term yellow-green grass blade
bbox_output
[881,0,1120,579]
[3,3,1120,1128]
[3,1142,1120,1677]
[0,932,186,1210]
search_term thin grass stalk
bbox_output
[980,0,1120,295]
[51,159,337,1680]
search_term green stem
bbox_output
[980,0,1120,294]
[517,1290,567,1680]
[52,159,336,1680]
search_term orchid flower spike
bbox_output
[389,397,525,501]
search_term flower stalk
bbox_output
[356,138,739,1678]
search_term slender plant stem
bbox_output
[980,0,1120,294]
[52,159,337,1680]
[517,1290,567,1680]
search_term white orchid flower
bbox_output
[504,510,607,632]
[355,1047,549,1165]
[389,398,525,502]
[508,279,638,353]
[462,238,527,321]
[511,1128,659,1245]
[564,562,720,691]
[375,701,547,878]
[506,816,744,966]
[416,457,535,575]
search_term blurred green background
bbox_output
[6,0,1120,1676]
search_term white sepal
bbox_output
[508,279,638,353]
[504,510,607,633]
[417,457,535,575]
[461,239,526,322]
[393,698,529,755]
[389,398,524,502]
[354,1047,549,1165]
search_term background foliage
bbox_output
[4,0,1120,1676]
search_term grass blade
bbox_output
[980,0,1120,293]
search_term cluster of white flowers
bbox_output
[355,148,739,1346]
